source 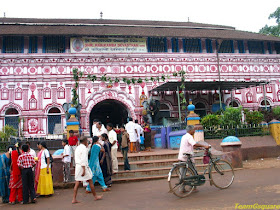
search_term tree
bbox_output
[0,125,17,141]
[244,109,264,125]
[221,107,242,127]
[201,114,222,128]
[259,7,280,37]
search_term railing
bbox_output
[170,122,187,131]
[204,124,270,139]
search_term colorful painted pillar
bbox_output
[187,100,204,142]
[268,119,280,145]
[66,107,80,139]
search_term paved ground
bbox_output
[1,158,280,210]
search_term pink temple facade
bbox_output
[0,18,280,137]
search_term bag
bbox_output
[45,150,54,165]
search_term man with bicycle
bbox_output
[178,125,210,192]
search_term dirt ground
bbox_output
[1,158,280,210]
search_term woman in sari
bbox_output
[144,123,152,151]
[0,145,13,203]
[36,142,54,196]
[86,136,110,193]
[100,133,112,187]
[35,142,42,193]
[9,143,23,204]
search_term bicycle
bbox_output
[168,147,234,198]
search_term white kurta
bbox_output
[125,121,137,143]
[93,126,107,146]
[135,123,144,143]
[75,144,92,181]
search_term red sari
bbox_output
[35,150,42,192]
[9,150,23,203]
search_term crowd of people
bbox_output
[0,141,54,205]
[0,118,152,205]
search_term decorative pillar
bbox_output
[269,119,280,145]
[0,36,2,53]
[65,83,72,103]
[187,100,204,142]
[244,40,249,53]
[233,40,238,53]
[80,83,86,106]
[37,84,44,110]
[24,36,29,53]
[178,38,184,53]
[8,84,15,103]
[66,107,80,139]
[201,38,206,53]
[22,85,29,110]
[51,84,57,103]
[134,86,140,107]
[37,36,43,53]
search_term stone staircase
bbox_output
[66,149,208,185]
[113,149,207,183]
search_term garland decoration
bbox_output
[72,68,186,110]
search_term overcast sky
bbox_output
[1,0,279,33]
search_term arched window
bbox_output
[15,88,22,100]
[1,88,9,100]
[48,107,62,134]
[43,88,51,99]
[246,92,253,103]
[29,98,37,110]
[5,108,19,131]
[260,99,271,110]
[277,90,280,101]
[57,87,65,99]
[229,100,239,107]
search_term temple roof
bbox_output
[0,17,280,42]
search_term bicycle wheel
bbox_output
[168,164,195,198]
[210,159,234,189]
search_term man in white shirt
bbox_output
[125,118,138,153]
[134,120,143,152]
[73,137,102,204]
[178,125,210,161]
[92,121,107,146]
[62,139,71,183]
[26,141,36,158]
[106,123,118,173]
[178,125,210,193]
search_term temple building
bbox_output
[0,17,280,137]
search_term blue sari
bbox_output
[86,144,107,191]
[0,153,11,203]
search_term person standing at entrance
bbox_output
[120,126,130,171]
[93,122,107,146]
[125,118,138,153]
[68,130,79,167]
[106,123,118,173]
[134,120,143,153]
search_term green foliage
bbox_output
[272,106,280,120]
[259,7,280,37]
[201,114,222,128]
[244,109,264,124]
[221,107,242,127]
[0,125,17,141]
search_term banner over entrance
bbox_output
[71,37,147,53]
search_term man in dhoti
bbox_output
[125,118,138,153]
[72,137,102,204]
[135,120,143,152]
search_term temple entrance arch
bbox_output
[90,99,130,130]
[85,89,137,135]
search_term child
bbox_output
[72,137,102,204]
[68,130,78,166]
[17,144,36,204]
[120,126,130,171]
[62,139,71,183]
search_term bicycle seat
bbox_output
[183,153,192,157]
